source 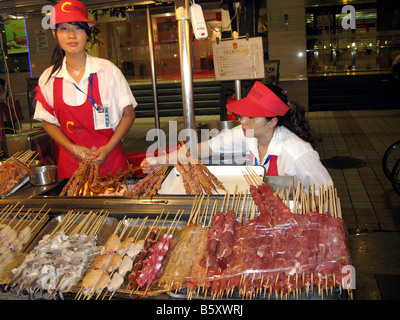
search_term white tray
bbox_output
[158,165,265,195]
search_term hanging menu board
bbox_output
[212,37,265,81]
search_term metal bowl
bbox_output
[29,165,58,186]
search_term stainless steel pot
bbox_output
[29,165,58,186]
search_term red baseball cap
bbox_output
[226,81,290,117]
[50,0,96,29]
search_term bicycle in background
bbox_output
[382,140,400,196]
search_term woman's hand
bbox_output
[92,145,111,165]
[140,157,162,174]
[71,145,93,161]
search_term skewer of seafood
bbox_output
[0,204,50,267]
[6,210,108,299]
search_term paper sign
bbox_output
[212,37,265,81]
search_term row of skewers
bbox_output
[152,170,353,300]
[171,143,226,195]
[0,203,49,269]
[59,157,167,198]
[1,167,352,300]
[76,212,182,299]
[123,166,168,198]
[59,158,140,197]
[59,143,226,198]
[5,210,108,299]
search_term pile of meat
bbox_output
[60,158,166,198]
[173,156,226,195]
[123,168,167,198]
[157,183,352,300]
[0,161,28,197]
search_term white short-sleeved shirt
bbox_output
[208,125,333,191]
[33,53,137,130]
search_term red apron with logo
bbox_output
[52,74,127,178]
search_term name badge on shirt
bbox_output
[93,105,110,130]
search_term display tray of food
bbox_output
[158,165,266,195]
[1,210,186,300]
[0,210,117,296]
[158,183,351,300]
[1,167,353,301]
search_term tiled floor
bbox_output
[122,109,400,300]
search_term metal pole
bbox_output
[146,5,160,130]
[175,0,196,133]
[233,31,241,100]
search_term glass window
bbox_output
[306,6,386,74]
[92,8,222,82]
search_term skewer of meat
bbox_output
[136,233,172,290]
[173,161,192,194]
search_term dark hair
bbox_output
[265,84,319,150]
[46,22,91,83]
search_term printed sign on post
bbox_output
[212,37,265,81]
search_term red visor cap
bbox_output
[50,0,96,29]
[226,81,290,117]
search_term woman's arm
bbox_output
[140,139,214,174]
[92,105,135,164]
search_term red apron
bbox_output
[52,74,128,178]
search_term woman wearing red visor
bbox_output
[141,81,332,194]
[33,0,136,178]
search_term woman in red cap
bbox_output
[141,81,332,194]
[34,0,136,178]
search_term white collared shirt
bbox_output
[208,125,333,192]
[33,53,137,130]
